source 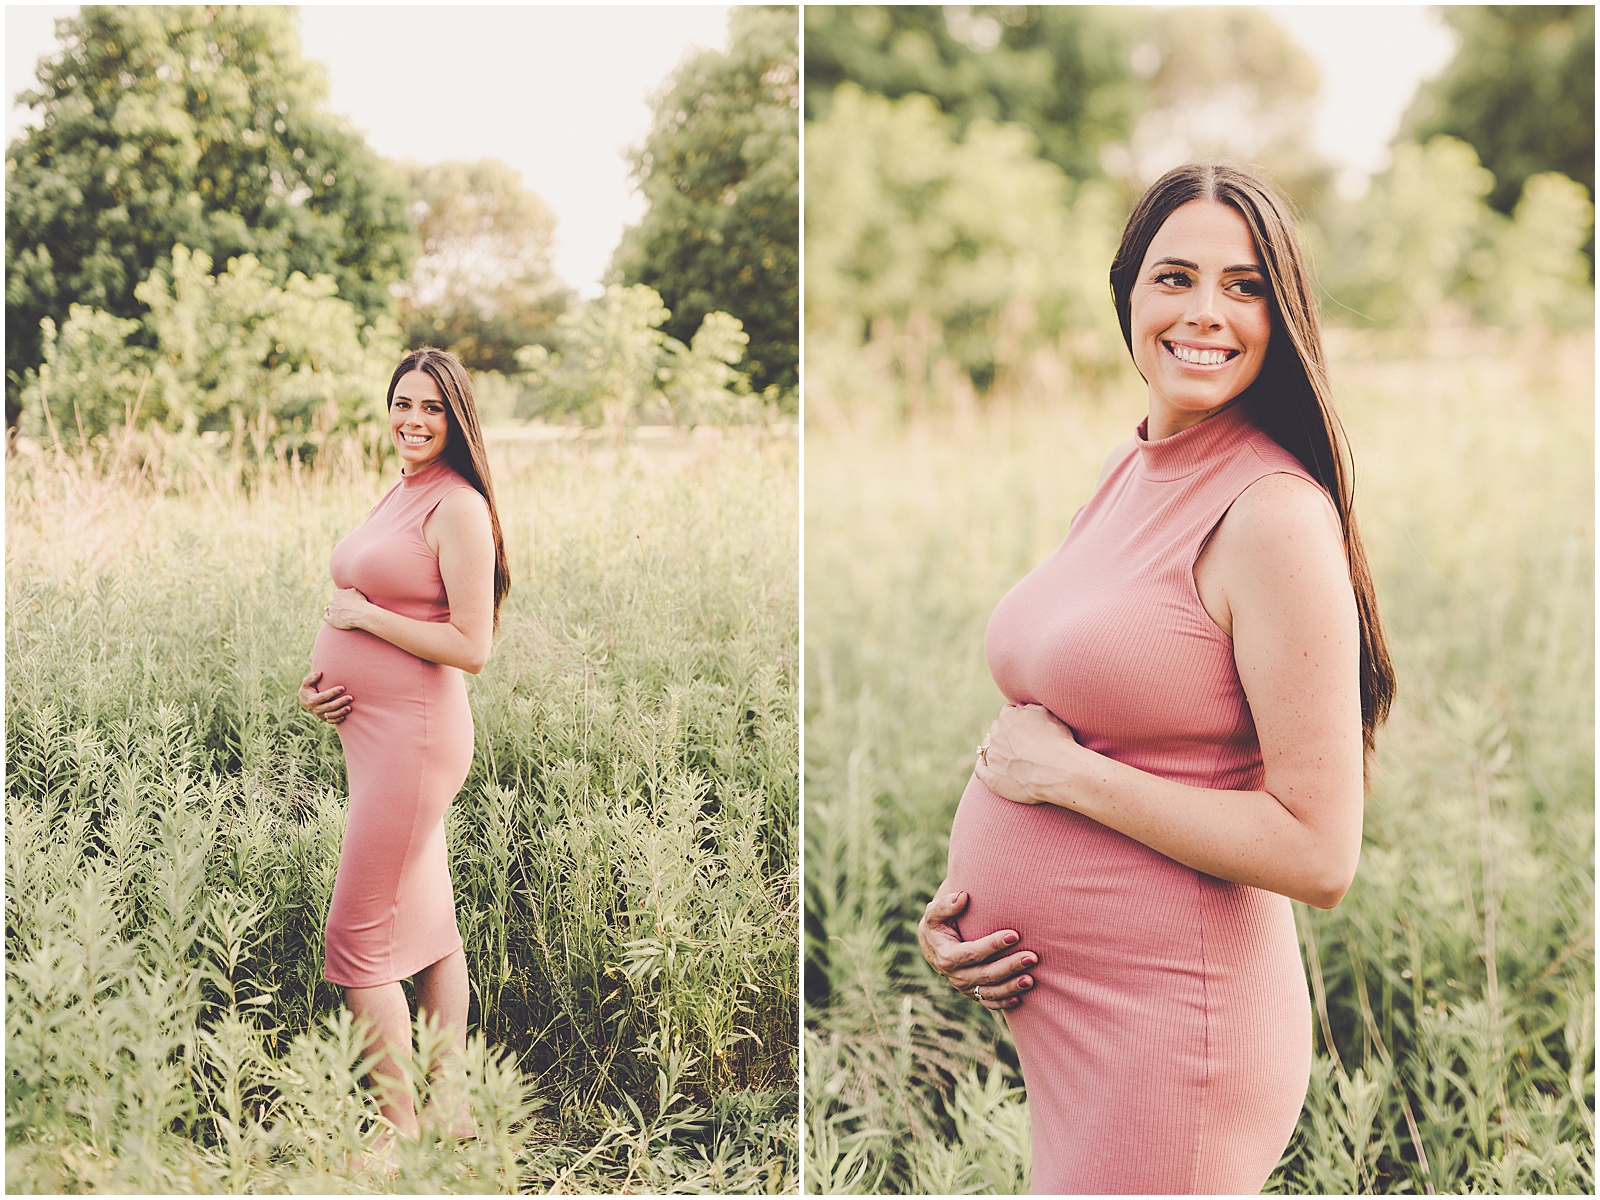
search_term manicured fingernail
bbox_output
[1021,954,1037,966]
[1019,976,1033,989]
[1002,932,1019,945]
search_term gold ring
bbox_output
[977,744,988,765]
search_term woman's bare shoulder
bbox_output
[436,484,489,514]
[1197,471,1346,633]
[1226,472,1340,544]
[425,485,492,551]
[1210,471,1349,623]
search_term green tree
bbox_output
[612,5,798,396]
[804,5,1145,184]
[806,85,1127,400]
[1313,136,1593,334]
[5,5,417,427]
[1402,6,1594,215]
[394,158,570,375]
[1115,7,1329,207]
[20,244,399,454]
[1316,137,1497,331]
[804,7,1328,207]
[515,284,753,433]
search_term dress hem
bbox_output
[323,933,466,989]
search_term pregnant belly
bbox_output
[948,775,1311,1194]
[946,774,1208,991]
[311,622,467,736]
[312,622,426,692]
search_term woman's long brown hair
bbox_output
[1109,163,1396,770]
[387,347,511,631]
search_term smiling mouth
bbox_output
[399,431,432,446]
[1164,341,1239,367]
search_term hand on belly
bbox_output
[975,702,1085,808]
[918,885,1038,1012]
[298,669,354,725]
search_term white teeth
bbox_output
[1168,343,1232,366]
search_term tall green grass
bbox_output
[6,428,798,1192]
[804,331,1593,1193]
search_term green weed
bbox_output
[6,429,798,1192]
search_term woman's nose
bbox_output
[1185,283,1223,329]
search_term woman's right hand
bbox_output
[918,887,1038,1012]
[298,670,353,725]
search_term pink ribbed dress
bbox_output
[314,460,476,988]
[946,401,1315,1194]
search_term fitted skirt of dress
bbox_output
[315,622,471,988]
[946,775,1312,1195]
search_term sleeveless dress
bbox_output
[313,459,476,988]
[945,401,1316,1194]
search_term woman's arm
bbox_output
[975,472,1365,909]
[324,488,497,674]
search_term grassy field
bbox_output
[6,426,798,1193]
[804,331,1594,1193]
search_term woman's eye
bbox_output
[1155,271,1190,287]
[1231,279,1266,297]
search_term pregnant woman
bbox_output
[297,347,509,1142]
[918,164,1396,1193]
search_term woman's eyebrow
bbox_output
[1151,256,1264,274]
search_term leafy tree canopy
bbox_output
[20,244,400,454]
[394,158,570,376]
[804,5,1145,184]
[806,86,1127,395]
[1402,5,1594,214]
[1116,7,1328,208]
[515,284,756,432]
[612,4,798,396]
[5,4,417,425]
[804,6,1327,207]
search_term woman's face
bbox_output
[1129,200,1272,437]
[390,369,450,472]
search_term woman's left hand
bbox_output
[324,587,372,631]
[975,703,1084,806]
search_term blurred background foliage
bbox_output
[804,3,1594,416]
[6,4,798,453]
[1401,6,1594,219]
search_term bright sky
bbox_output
[1264,5,1457,197]
[8,5,1455,283]
[5,4,732,297]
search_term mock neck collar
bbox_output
[1135,401,1253,481]
[399,457,450,488]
